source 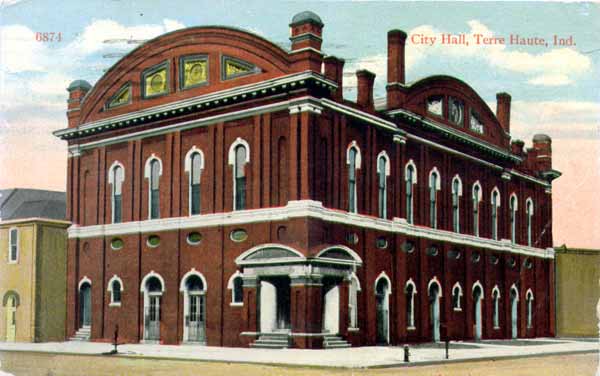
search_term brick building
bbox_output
[54,11,560,348]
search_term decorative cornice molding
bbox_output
[67,200,553,259]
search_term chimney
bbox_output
[532,134,552,170]
[511,139,525,156]
[289,11,324,52]
[496,92,511,134]
[356,70,376,111]
[323,56,345,101]
[386,29,408,110]
[67,79,92,128]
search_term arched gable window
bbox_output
[472,181,482,237]
[405,160,417,224]
[108,162,125,224]
[452,282,463,311]
[144,156,163,220]
[491,187,500,240]
[185,147,205,215]
[492,286,501,329]
[526,289,534,329]
[526,198,534,246]
[346,142,361,214]
[227,271,244,306]
[510,193,518,244]
[405,279,417,329]
[429,168,441,229]
[377,151,390,219]
[8,227,18,263]
[107,275,123,306]
[228,138,250,211]
[451,175,463,233]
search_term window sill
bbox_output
[493,326,500,330]
[109,302,121,307]
[407,326,417,331]
[7,260,18,265]
[347,327,360,332]
[230,302,243,307]
[453,308,462,312]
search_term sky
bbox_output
[0,1,598,248]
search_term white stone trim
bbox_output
[235,243,305,265]
[428,276,442,297]
[350,272,362,292]
[510,283,520,301]
[228,138,251,165]
[184,146,205,215]
[491,285,501,299]
[140,271,165,293]
[405,160,417,183]
[78,276,92,290]
[491,186,501,206]
[509,192,519,211]
[405,278,417,294]
[107,161,125,186]
[346,141,362,169]
[66,200,555,259]
[316,245,363,265]
[452,282,463,310]
[472,181,483,202]
[376,151,391,176]
[374,271,392,295]
[428,167,441,190]
[472,280,484,299]
[107,275,124,292]
[526,197,534,215]
[144,154,163,178]
[179,268,207,293]
[452,175,463,196]
[321,98,398,132]
[525,288,534,301]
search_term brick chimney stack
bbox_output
[496,92,512,134]
[324,56,345,100]
[356,69,376,111]
[67,80,91,128]
[511,139,525,156]
[532,134,552,170]
[386,29,408,110]
[289,11,324,52]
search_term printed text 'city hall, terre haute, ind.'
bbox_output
[409,33,575,47]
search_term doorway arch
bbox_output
[140,272,164,341]
[78,277,92,329]
[472,281,484,341]
[428,277,442,342]
[375,272,391,344]
[180,269,207,343]
[510,284,519,339]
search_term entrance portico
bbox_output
[236,244,362,348]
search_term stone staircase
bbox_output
[250,332,291,349]
[69,326,91,341]
[323,334,351,349]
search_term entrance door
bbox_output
[510,289,518,339]
[375,278,389,344]
[145,295,161,341]
[5,296,16,342]
[186,293,206,342]
[473,286,483,341]
[275,278,291,330]
[79,283,91,328]
[322,284,340,334]
[429,284,441,342]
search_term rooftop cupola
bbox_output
[66,79,92,128]
[289,11,324,52]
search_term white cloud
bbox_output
[527,74,572,86]
[0,25,50,73]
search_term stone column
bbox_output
[290,274,323,349]
[241,276,259,346]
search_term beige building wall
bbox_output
[555,247,600,337]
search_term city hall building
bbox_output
[55,11,560,348]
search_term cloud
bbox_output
[0,24,50,73]
[527,74,572,86]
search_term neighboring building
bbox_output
[0,189,69,342]
[555,246,600,337]
[54,12,560,348]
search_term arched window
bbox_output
[228,138,250,211]
[526,289,534,329]
[510,193,518,244]
[491,187,500,240]
[8,227,18,263]
[227,271,244,305]
[526,198,534,246]
[144,156,162,220]
[107,276,123,306]
[472,182,482,237]
[405,161,417,224]
[492,286,501,329]
[109,162,124,224]
[451,175,462,233]
[377,151,390,219]
[405,279,417,329]
[429,168,441,229]
[347,143,360,213]
[349,273,361,329]
[185,148,204,215]
[452,282,463,310]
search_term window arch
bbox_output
[451,175,463,233]
[405,278,417,329]
[428,168,441,229]
[185,147,205,215]
[227,271,244,306]
[509,193,518,244]
[526,289,534,329]
[346,141,361,214]
[377,151,391,219]
[144,155,163,220]
[405,160,417,224]
[491,187,501,240]
[526,198,534,246]
[427,276,443,297]
[492,285,501,329]
[107,275,124,306]
[8,227,18,263]
[452,282,463,311]
[228,138,250,211]
[108,161,125,224]
[472,181,482,237]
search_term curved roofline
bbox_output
[406,74,500,124]
[82,25,291,99]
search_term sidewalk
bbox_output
[0,337,597,368]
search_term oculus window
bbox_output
[142,63,169,98]
[180,55,208,89]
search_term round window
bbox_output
[346,232,359,245]
[147,235,161,248]
[376,237,388,249]
[230,229,248,242]
[471,252,481,263]
[186,232,202,245]
[110,238,124,250]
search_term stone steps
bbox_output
[69,326,91,342]
[250,333,291,349]
[323,334,351,349]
